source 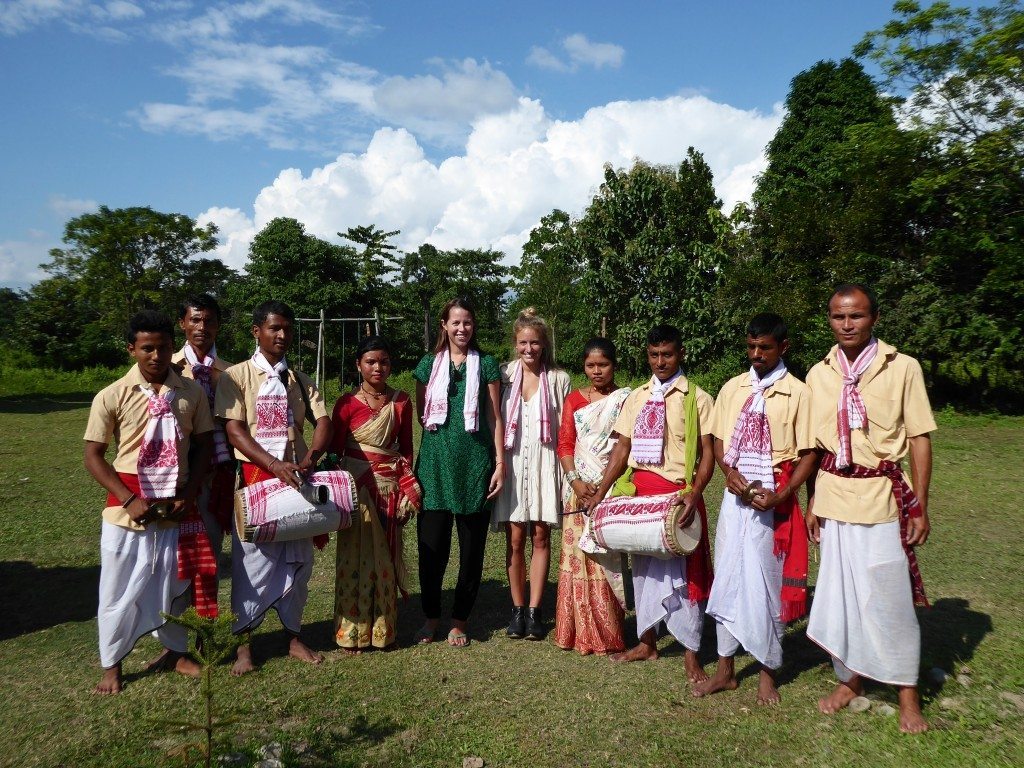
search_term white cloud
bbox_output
[196,207,255,272]
[563,34,624,69]
[154,0,373,44]
[48,194,99,218]
[0,0,87,35]
[197,94,782,274]
[0,236,53,288]
[527,33,624,73]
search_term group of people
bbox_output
[84,283,936,734]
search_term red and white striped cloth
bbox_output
[137,386,181,500]
[504,359,552,449]
[182,343,232,464]
[630,371,681,465]
[835,339,878,469]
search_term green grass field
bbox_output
[0,381,1022,768]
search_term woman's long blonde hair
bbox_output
[510,307,555,369]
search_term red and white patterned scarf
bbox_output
[503,360,552,449]
[722,363,788,495]
[631,370,682,465]
[251,350,292,460]
[422,348,481,432]
[183,343,232,464]
[136,385,181,500]
[835,339,878,469]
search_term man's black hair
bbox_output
[252,300,295,326]
[127,310,174,344]
[179,293,222,322]
[646,324,683,350]
[746,313,788,344]
[830,282,879,316]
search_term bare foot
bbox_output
[898,686,929,734]
[145,649,202,678]
[756,668,781,706]
[231,643,256,676]
[684,649,708,684]
[819,677,862,714]
[692,657,737,698]
[93,665,122,695]
[288,636,324,665]
[609,643,658,663]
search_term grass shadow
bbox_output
[0,560,99,639]
[919,596,993,694]
[0,393,96,414]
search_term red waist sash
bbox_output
[772,460,808,623]
[819,452,928,607]
[109,472,219,618]
[632,470,713,602]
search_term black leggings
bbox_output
[417,507,490,621]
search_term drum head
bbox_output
[671,508,702,555]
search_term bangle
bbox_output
[121,492,137,508]
[268,458,279,472]
[564,470,580,484]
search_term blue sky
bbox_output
[0,1,977,288]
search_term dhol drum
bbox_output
[234,470,357,544]
[590,492,701,558]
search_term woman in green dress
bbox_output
[414,297,504,646]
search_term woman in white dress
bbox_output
[493,308,570,640]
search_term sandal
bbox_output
[447,628,470,648]
[414,624,439,645]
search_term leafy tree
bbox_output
[391,244,510,364]
[18,206,229,368]
[508,210,594,365]
[575,151,729,373]
[855,0,1024,402]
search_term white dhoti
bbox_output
[705,490,783,669]
[807,518,920,686]
[97,522,190,668]
[231,535,313,634]
[633,553,704,651]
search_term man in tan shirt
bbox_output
[84,311,213,694]
[805,283,936,734]
[697,313,817,705]
[172,294,235,606]
[215,300,332,675]
[586,325,715,683]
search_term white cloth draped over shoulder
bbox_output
[492,363,570,529]
[422,348,481,432]
[136,385,181,501]
[250,351,293,460]
[567,387,631,609]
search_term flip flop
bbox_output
[414,625,438,645]
[447,628,470,648]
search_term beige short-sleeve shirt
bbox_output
[807,340,937,524]
[612,374,714,485]
[711,369,813,466]
[84,365,214,528]
[215,358,328,462]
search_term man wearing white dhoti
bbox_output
[585,325,715,684]
[696,313,817,705]
[216,300,332,675]
[805,283,936,734]
[84,311,214,694]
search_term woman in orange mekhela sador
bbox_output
[331,335,421,652]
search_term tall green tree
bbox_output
[19,206,229,368]
[575,151,729,373]
[509,210,593,365]
[856,0,1024,401]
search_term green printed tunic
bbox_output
[413,352,500,514]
